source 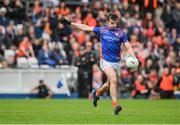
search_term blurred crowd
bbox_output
[0,0,179,98]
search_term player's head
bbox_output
[106,12,118,30]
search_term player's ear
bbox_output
[117,20,120,28]
[105,19,108,26]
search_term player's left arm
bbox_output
[122,32,141,70]
[124,42,136,57]
[121,32,136,57]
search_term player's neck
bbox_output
[107,26,116,31]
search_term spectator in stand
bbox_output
[34,19,44,38]
[52,21,72,42]
[0,7,9,27]
[147,69,160,99]
[55,2,70,16]
[0,0,12,19]
[15,24,25,47]
[168,28,177,45]
[37,39,56,66]
[132,74,149,98]
[120,68,132,95]
[32,0,42,24]
[173,35,180,55]
[84,12,97,27]
[172,2,180,33]
[174,67,180,91]
[17,36,35,58]
[159,67,174,99]
[49,42,68,65]
[3,23,16,49]
[32,39,42,58]
[11,0,26,24]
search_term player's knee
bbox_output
[105,83,110,89]
[106,83,110,88]
[110,77,117,84]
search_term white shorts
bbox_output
[100,59,120,75]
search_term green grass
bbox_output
[0,99,180,124]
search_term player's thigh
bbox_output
[103,66,117,83]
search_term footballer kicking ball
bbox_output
[126,57,139,69]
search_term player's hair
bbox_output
[106,12,118,21]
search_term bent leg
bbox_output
[96,79,110,96]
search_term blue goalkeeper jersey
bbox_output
[93,26,128,62]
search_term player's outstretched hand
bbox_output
[59,18,71,25]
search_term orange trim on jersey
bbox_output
[99,45,103,60]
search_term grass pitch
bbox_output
[0,99,180,124]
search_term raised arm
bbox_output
[71,22,94,32]
[59,18,94,32]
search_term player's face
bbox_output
[107,19,118,30]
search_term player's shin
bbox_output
[109,79,118,108]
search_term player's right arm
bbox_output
[59,18,94,32]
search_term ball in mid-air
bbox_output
[126,57,139,69]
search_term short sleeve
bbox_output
[93,27,101,34]
[122,32,128,43]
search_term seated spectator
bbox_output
[174,68,180,90]
[120,69,132,94]
[55,2,70,16]
[32,39,42,57]
[3,24,16,49]
[49,42,68,65]
[84,12,97,27]
[143,58,153,77]
[168,28,177,45]
[15,24,25,46]
[11,0,26,24]
[32,0,42,23]
[132,74,149,98]
[159,67,174,99]
[37,40,56,66]
[0,7,9,27]
[52,21,72,42]
[173,35,180,55]
[4,49,16,68]
[147,70,160,99]
[17,36,35,58]
[31,79,54,99]
[34,19,44,38]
